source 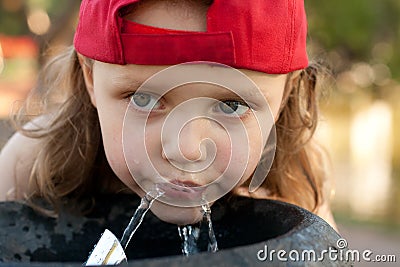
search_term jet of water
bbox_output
[120,187,165,250]
[178,202,218,256]
[178,225,201,255]
[202,203,218,253]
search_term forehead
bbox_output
[93,61,287,98]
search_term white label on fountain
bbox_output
[85,229,127,266]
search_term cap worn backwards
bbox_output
[73,0,308,74]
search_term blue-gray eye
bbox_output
[131,92,160,110]
[218,101,249,115]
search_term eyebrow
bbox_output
[111,75,145,90]
[214,88,264,101]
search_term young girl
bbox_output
[0,0,336,229]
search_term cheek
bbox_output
[100,115,128,177]
[211,127,236,176]
[120,118,164,190]
[237,131,263,180]
[214,124,263,180]
[94,98,140,189]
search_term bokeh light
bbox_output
[349,62,375,88]
[27,8,51,35]
[349,101,393,218]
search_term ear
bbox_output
[78,54,97,107]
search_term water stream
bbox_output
[202,203,218,253]
[119,188,165,250]
[178,203,219,256]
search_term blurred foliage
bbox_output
[0,1,28,35]
[0,0,77,35]
[306,0,400,80]
[0,0,80,60]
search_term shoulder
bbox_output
[0,116,51,201]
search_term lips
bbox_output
[157,179,206,201]
[170,179,202,188]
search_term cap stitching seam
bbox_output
[288,0,296,72]
[283,0,296,73]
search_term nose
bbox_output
[162,118,210,164]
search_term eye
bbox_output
[217,100,250,116]
[130,92,161,111]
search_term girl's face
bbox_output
[86,63,287,225]
[82,0,287,225]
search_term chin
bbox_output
[150,200,204,226]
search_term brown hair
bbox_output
[13,47,115,215]
[258,65,330,212]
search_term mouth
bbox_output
[157,179,206,201]
[170,179,202,188]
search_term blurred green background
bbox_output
[0,0,399,264]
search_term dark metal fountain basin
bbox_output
[0,195,352,266]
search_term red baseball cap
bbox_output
[74,0,308,74]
